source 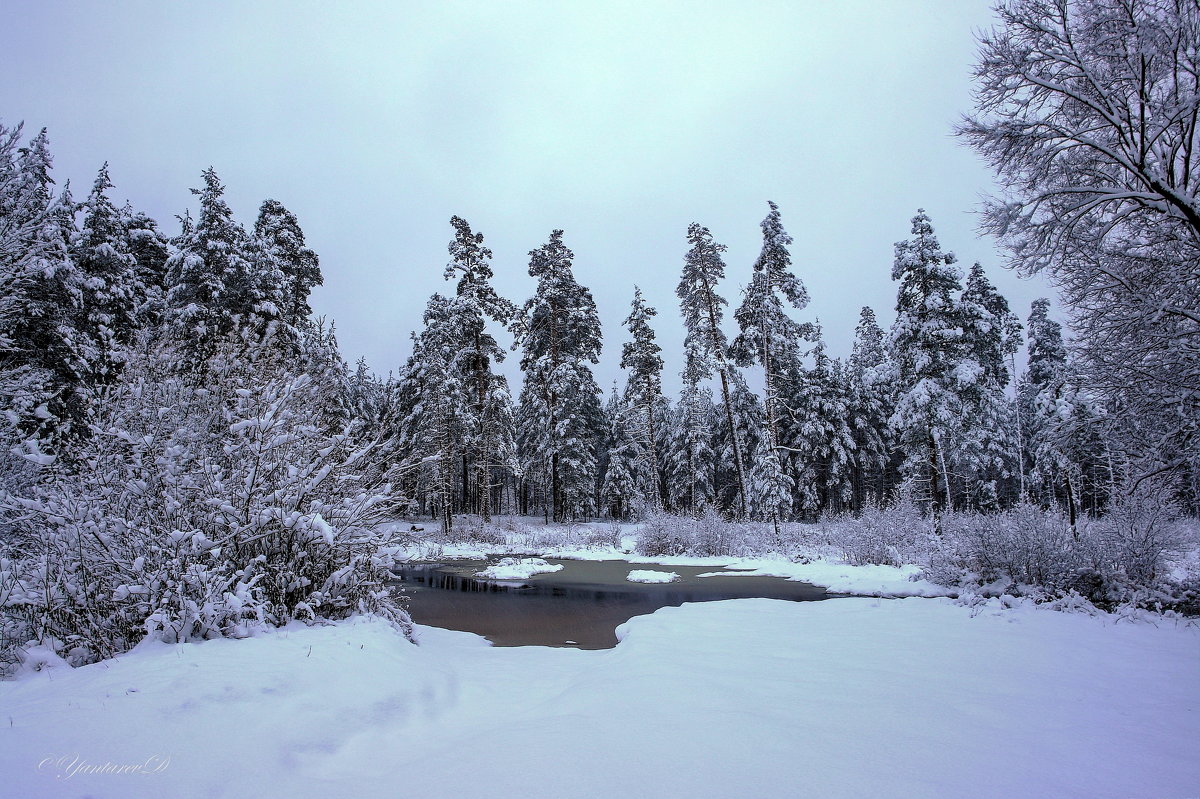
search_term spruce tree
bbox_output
[847,306,893,510]
[75,163,140,385]
[165,168,267,363]
[120,204,170,330]
[887,210,970,514]
[399,294,469,534]
[666,338,717,516]
[517,230,603,521]
[619,286,665,509]
[788,332,855,517]
[1020,298,1108,523]
[956,263,1022,509]
[0,126,89,445]
[600,392,641,519]
[254,199,323,328]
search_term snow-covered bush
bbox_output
[1089,487,1186,586]
[827,499,932,567]
[934,504,1078,590]
[923,489,1191,608]
[636,512,696,556]
[436,516,507,547]
[636,510,764,557]
[1,342,413,671]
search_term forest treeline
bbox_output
[0,123,1191,536]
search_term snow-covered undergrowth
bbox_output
[0,341,414,675]
[475,557,563,580]
[2,599,1196,799]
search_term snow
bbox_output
[474,557,563,580]
[626,569,680,583]
[2,599,1197,799]
[693,559,955,598]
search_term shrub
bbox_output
[0,343,413,672]
[939,503,1079,589]
[829,499,932,567]
[636,512,694,557]
[1090,487,1185,585]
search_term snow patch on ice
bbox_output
[626,569,679,584]
[475,557,564,580]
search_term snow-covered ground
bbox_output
[2,598,1197,799]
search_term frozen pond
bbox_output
[392,557,831,648]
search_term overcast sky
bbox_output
[1,0,1051,393]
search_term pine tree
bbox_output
[254,199,323,328]
[74,163,140,385]
[731,202,812,533]
[517,230,603,521]
[847,306,893,510]
[443,216,517,521]
[887,210,970,514]
[0,126,89,446]
[787,332,855,517]
[956,263,1022,509]
[677,223,750,516]
[666,338,717,515]
[165,168,268,363]
[619,286,665,509]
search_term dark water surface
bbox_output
[392,558,830,649]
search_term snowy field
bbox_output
[2,596,1197,799]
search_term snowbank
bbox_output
[2,599,1197,798]
[694,558,954,597]
[475,557,563,580]
[626,569,680,584]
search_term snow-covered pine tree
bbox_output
[0,126,90,448]
[444,216,517,521]
[619,286,665,509]
[516,231,604,521]
[165,168,280,365]
[666,337,717,516]
[956,262,1022,510]
[74,163,140,387]
[886,209,970,515]
[120,203,171,330]
[1020,298,1110,524]
[600,391,642,519]
[731,202,812,534]
[677,223,749,516]
[846,306,893,510]
[787,331,855,517]
[398,294,469,534]
[254,199,323,328]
